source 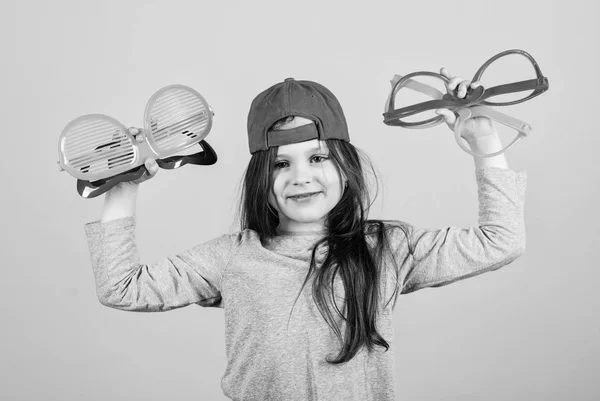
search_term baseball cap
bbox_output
[247,78,350,153]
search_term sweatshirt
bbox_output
[84,167,527,400]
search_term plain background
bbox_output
[2,0,598,400]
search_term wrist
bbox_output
[466,133,502,153]
[106,183,139,197]
[102,184,139,222]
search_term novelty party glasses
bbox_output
[58,84,217,198]
[383,49,549,157]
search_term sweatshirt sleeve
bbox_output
[83,216,238,312]
[391,167,527,295]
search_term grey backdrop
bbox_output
[2,0,598,400]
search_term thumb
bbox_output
[144,158,159,177]
[133,158,158,184]
[435,108,456,128]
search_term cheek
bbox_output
[323,167,344,192]
[268,174,283,208]
[268,191,280,212]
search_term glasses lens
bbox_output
[60,116,136,181]
[477,53,540,105]
[389,74,448,125]
[145,86,212,156]
[455,113,526,156]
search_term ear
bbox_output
[341,172,349,188]
[336,165,348,186]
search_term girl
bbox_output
[84,70,526,400]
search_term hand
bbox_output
[113,127,160,189]
[435,67,497,143]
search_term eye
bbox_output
[311,155,329,163]
[274,161,289,169]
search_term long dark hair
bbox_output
[238,131,409,365]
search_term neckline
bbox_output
[275,229,328,237]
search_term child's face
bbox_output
[268,138,345,234]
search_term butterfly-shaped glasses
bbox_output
[58,84,217,198]
[383,49,549,157]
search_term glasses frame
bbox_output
[382,49,549,157]
[58,85,218,198]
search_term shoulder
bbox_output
[363,220,413,248]
[210,229,262,248]
[364,219,413,238]
[190,229,262,262]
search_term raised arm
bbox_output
[85,216,237,312]
[392,71,526,294]
[84,146,236,312]
[393,167,526,294]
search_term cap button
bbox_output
[284,77,295,82]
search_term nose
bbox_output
[291,162,313,185]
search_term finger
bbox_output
[470,80,483,89]
[435,109,456,126]
[128,127,140,135]
[457,80,472,98]
[144,158,158,176]
[446,76,464,93]
[440,67,451,79]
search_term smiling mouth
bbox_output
[288,192,320,199]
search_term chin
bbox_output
[291,215,324,224]
[286,211,327,224]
